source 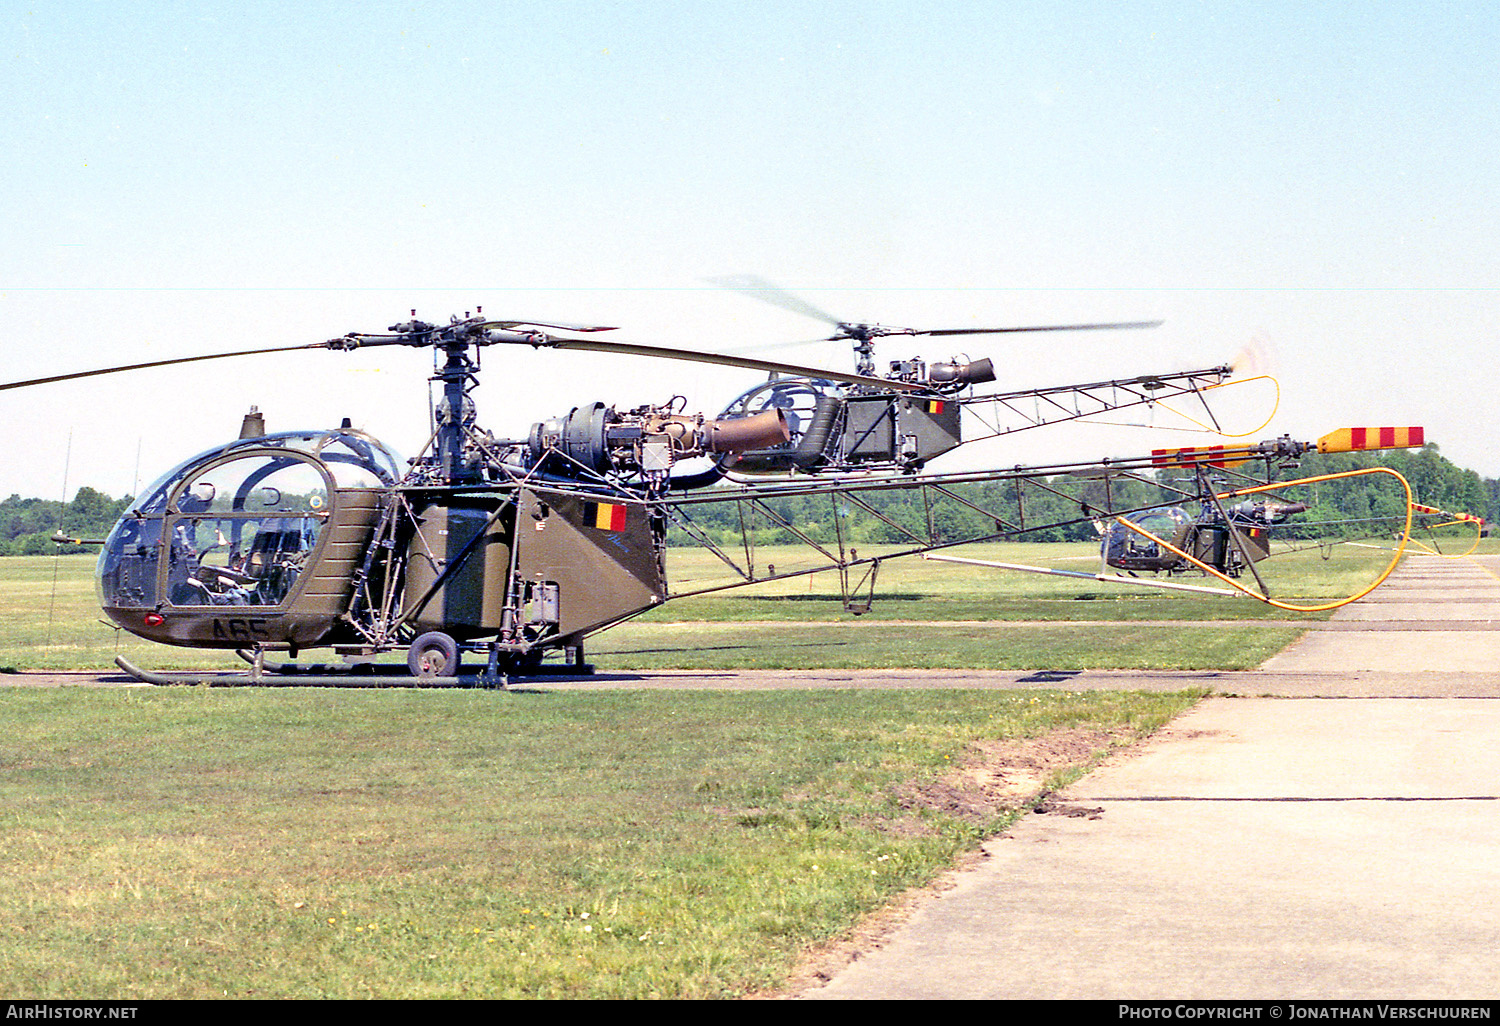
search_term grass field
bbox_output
[0,539,1442,672]
[656,538,1398,618]
[0,685,1199,998]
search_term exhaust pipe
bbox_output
[703,408,792,453]
[928,358,995,387]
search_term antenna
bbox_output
[48,430,74,645]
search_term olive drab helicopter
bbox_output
[7,296,1438,685]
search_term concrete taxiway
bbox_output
[799,552,1500,999]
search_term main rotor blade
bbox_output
[921,320,1163,336]
[711,277,1164,341]
[477,319,619,333]
[720,336,839,356]
[0,343,333,392]
[727,318,1163,354]
[707,275,845,327]
[498,334,927,393]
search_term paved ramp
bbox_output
[801,554,1500,999]
[803,696,1500,1000]
[1261,553,1500,672]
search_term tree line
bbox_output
[664,444,1497,547]
[0,488,135,556]
[3,444,1493,556]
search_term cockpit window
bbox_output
[1101,506,1193,572]
[163,512,321,607]
[314,431,401,487]
[98,428,400,611]
[182,454,330,515]
[130,430,401,514]
[162,453,331,608]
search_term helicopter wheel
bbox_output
[407,631,460,678]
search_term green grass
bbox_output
[0,686,1200,999]
[0,555,238,672]
[590,621,1303,671]
[658,538,1436,617]
[0,539,1443,671]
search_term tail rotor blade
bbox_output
[489,332,927,392]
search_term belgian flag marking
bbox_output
[586,502,628,531]
[925,399,946,414]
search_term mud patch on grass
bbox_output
[891,726,1129,827]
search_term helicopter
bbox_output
[704,276,1187,477]
[6,299,1434,685]
[921,427,1437,612]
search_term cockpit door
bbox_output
[159,450,334,610]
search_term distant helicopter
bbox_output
[927,428,1442,613]
[6,300,1434,684]
[705,275,1176,477]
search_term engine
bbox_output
[524,401,790,484]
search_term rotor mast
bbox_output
[435,322,479,485]
[379,309,490,487]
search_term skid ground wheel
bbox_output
[408,631,460,678]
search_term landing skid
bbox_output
[113,654,595,689]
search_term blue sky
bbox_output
[3,1,1497,500]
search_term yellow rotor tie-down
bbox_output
[1113,466,1414,613]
